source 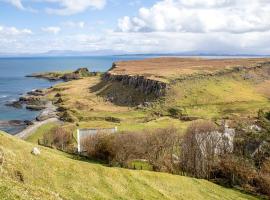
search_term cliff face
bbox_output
[103,72,167,97]
[104,61,270,98]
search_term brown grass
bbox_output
[256,80,270,98]
[111,57,270,81]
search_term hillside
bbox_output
[110,57,270,81]
[0,131,259,200]
[34,57,270,134]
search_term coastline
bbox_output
[15,100,60,139]
[4,81,61,138]
[9,68,93,138]
[15,117,60,139]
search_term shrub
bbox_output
[145,127,180,172]
[180,120,220,179]
[168,107,183,118]
[218,155,257,189]
[110,132,147,167]
[42,127,73,151]
[82,133,115,163]
[256,159,270,196]
[81,127,181,172]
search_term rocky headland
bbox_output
[26,67,97,81]
[103,58,270,98]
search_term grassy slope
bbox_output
[26,122,59,143]
[161,76,270,119]
[45,74,270,133]
[0,131,258,200]
[46,76,190,132]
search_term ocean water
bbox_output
[0,56,150,134]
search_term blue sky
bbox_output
[1,0,270,54]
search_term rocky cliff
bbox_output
[103,71,167,97]
[103,61,270,98]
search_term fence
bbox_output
[77,127,117,153]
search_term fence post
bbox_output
[77,129,81,153]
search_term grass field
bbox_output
[0,131,260,200]
[45,76,190,133]
[39,64,270,135]
[111,57,270,81]
[160,76,270,119]
[26,122,59,143]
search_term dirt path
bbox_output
[15,118,60,139]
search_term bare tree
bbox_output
[180,120,221,179]
[145,127,181,173]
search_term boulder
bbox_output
[27,89,45,96]
[24,120,34,126]
[5,101,22,109]
[19,96,41,104]
[55,93,61,97]
[31,147,40,156]
[26,105,46,111]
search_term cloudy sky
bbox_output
[1,0,270,54]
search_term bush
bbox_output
[82,133,115,163]
[81,127,181,172]
[218,155,257,189]
[42,127,73,151]
[256,160,270,196]
[145,127,180,172]
[110,132,147,167]
[265,111,270,121]
[168,107,183,118]
[180,120,219,179]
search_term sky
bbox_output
[1,0,270,54]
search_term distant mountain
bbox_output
[0,50,269,58]
[0,50,129,57]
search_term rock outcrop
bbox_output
[103,71,167,97]
[26,68,96,82]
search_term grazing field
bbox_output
[111,57,270,81]
[27,58,269,140]
[161,77,270,118]
[0,131,259,200]
[45,76,190,132]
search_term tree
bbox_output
[180,120,221,179]
[145,127,180,172]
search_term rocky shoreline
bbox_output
[3,67,95,136]
[3,87,59,135]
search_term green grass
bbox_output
[0,131,259,200]
[42,73,270,134]
[159,77,270,119]
[26,122,59,144]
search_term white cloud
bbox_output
[5,0,25,9]
[118,0,270,33]
[0,25,33,35]
[62,21,85,28]
[3,0,106,15]
[2,28,270,54]
[41,26,61,34]
[45,0,106,15]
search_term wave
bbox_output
[0,95,8,98]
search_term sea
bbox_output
[0,55,153,134]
